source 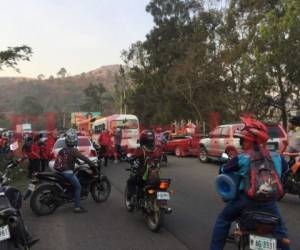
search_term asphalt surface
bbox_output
[22,156,300,250]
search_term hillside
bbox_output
[0,64,121,115]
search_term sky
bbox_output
[0,0,154,78]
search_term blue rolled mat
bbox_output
[215,173,240,202]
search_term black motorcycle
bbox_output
[124,154,172,232]
[227,210,285,250]
[282,152,300,198]
[24,160,111,216]
[217,153,289,250]
[0,158,38,249]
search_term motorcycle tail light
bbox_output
[147,189,155,194]
[90,150,97,157]
[159,180,170,190]
[255,223,274,235]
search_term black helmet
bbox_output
[65,129,78,147]
[140,130,155,151]
[289,116,300,126]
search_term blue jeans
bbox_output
[209,194,290,250]
[62,172,81,209]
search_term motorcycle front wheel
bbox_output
[30,184,59,216]
[90,176,111,203]
[124,186,134,212]
[146,201,164,233]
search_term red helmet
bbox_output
[234,117,269,144]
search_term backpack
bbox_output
[244,152,284,201]
[54,148,72,172]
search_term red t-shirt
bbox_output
[28,143,40,160]
[98,132,111,146]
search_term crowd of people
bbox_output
[19,133,56,178]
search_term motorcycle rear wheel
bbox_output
[30,184,59,216]
[90,176,111,203]
[146,206,164,233]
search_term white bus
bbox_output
[92,114,140,149]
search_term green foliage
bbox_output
[57,67,67,78]
[19,96,44,116]
[81,82,112,114]
[123,0,300,127]
[0,46,32,72]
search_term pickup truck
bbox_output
[161,131,200,157]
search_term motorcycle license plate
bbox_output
[249,235,276,250]
[28,184,35,191]
[157,192,170,200]
[0,225,10,242]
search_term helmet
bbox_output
[289,116,300,126]
[65,129,78,147]
[155,127,162,133]
[140,130,155,151]
[234,117,269,145]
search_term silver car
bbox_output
[48,136,98,170]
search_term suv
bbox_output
[199,123,287,163]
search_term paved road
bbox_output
[23,156,299,250]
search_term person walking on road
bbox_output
[114,127,122,163]
[98,129,111,167]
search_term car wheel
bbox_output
[199,147,209,163]
[175,147,182,157]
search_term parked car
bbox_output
[199,123,287,163]
[162,131,200,157]
[48,136,97,170]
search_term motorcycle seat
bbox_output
[36,172,66,182]
[239,209,280,231]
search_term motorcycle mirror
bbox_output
[220,153,229,163]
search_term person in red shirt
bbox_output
[98,129,111,167]
[22,135,40,178]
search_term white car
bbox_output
[48,136,98,170]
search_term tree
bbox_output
[0,45,32,72]
[57,67,67,78]
[37,74,45,80]
[19,96,44,116]
[81,83,112,113]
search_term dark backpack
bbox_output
[244,152,284,201]
[54,148,72,172]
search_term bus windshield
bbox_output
[111,119,138,129]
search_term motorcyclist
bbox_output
[54,129,97,213]
[126,129,159,204]
[209,117,290,250]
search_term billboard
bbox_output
[71,112,101,125]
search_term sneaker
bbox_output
[114,160,118,164]
[73,207,87,213]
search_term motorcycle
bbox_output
[124,154,172,232]
[24,160,111,216]
[216,153,288,250]
[0,156,38,249]
[282,152,300,198]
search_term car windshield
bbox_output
[267,126,285,138]
[111,119,138,129]
[54,137,91,149]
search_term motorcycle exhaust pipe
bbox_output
[8,216,19,228]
